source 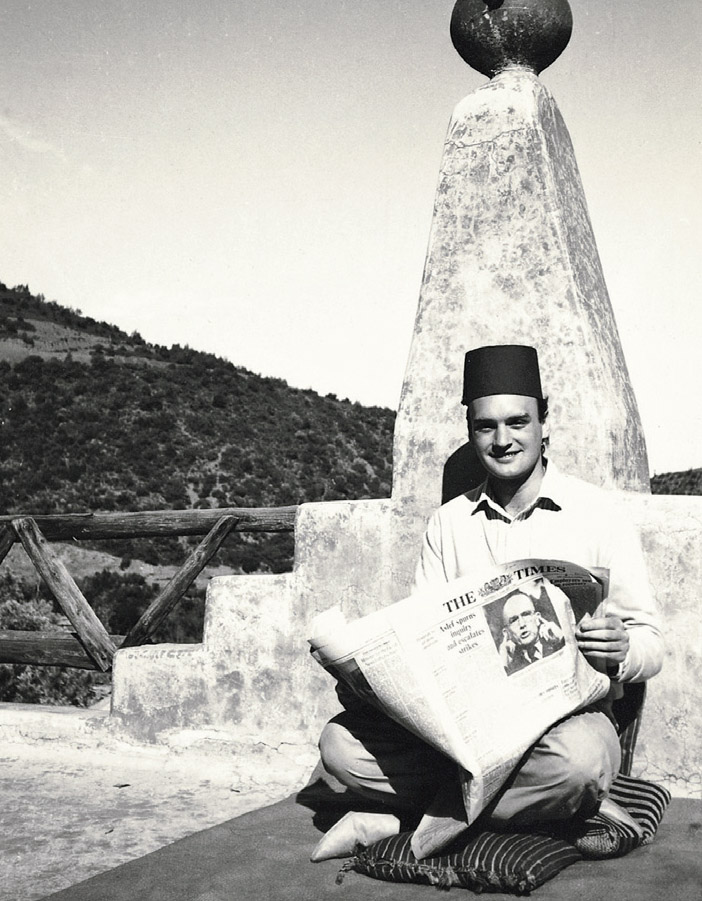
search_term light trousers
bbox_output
[319,705,621,828]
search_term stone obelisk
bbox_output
[392,0,650,524]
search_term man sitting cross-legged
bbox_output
[312,344,663,862]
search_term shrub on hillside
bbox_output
[0,574,108,706]
[80,570,205,644]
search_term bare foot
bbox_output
[310,811,401,862]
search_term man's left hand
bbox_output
[575,613,629,665]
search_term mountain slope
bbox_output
[0,283,394,574]
[2,281,697,522]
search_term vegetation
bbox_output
[0,573,110,705]
[0,282,394,704]
[84,570,206,645]
[651,468,702,496]
[0,283,394,578]
[0,568,205,707]
[0,280,695,706]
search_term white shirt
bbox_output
[414,461,663,683]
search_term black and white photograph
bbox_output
[484,584,566,676]
[0,2,699,899]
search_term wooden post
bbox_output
[0,526,14,567]
[0,631,125,669]
[11,517,117,672]
[121,515,239,649]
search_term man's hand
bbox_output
[498,633,516,666]
[538,615,563,644]
[575,613,629,666]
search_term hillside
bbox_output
[0,283,151,363]
[651,468,702,496]
[1,280,697,569]
[0,283,394,575]
[0,281,397,704]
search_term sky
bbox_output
[0,1,700,475]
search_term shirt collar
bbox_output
[471,459,564,522]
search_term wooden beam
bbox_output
[0,506,297,542]
[11,517,117,672]
[121,515,239,649]
[0,526,14,567]
[0,631,125,669]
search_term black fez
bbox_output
[462,345,543,405]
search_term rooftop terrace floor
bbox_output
[2,703,700,901]
[0,704,317,901]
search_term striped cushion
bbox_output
[344,774,670,894]
[609,774,671,841]
[568,774,671,859]
[342,829,581,894]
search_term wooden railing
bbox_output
[0,506,298,672]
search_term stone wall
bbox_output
[624,494,702,794]
[110,492,702,798]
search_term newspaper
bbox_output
[308,559,611,857]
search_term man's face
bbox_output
[502,594,539,647]
[468,394,546,484]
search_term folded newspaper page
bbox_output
[308,559,611,858]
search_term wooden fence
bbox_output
[0,506,297,672]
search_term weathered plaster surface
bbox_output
[0,705,318,900]
[107,491,701,800]
[393,68,648,516]
[99,70,701,800]
[109,502,410,744]
[623,494,702,798]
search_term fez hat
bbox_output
[462,345,543,405]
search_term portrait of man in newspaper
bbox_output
[486,585,566,675]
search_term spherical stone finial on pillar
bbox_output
[451,0,573,78]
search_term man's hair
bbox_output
[537,396,549,423]
[502,592,536,625]
[466,396,549,434]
